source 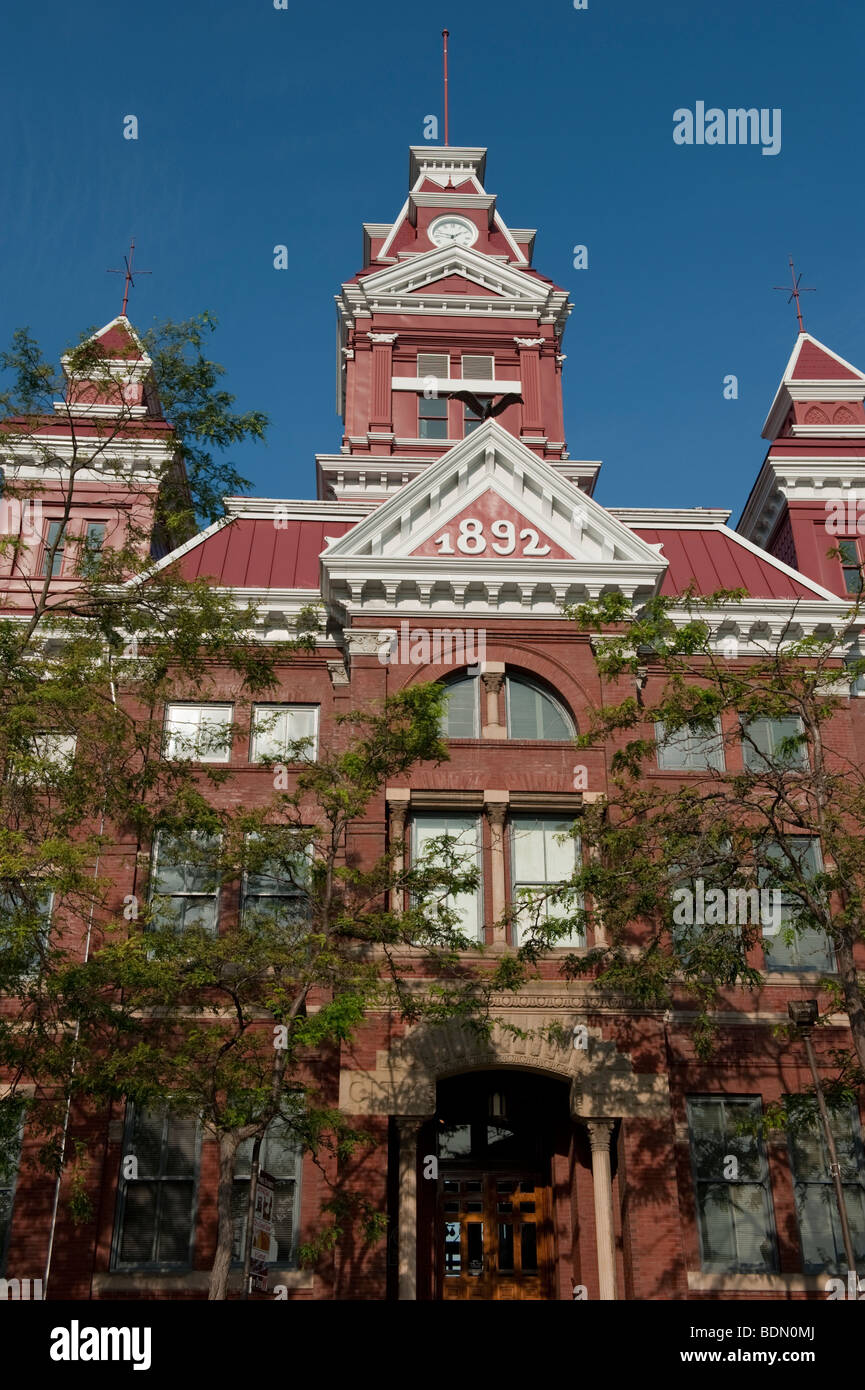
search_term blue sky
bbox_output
[2,0,863,521]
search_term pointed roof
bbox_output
[762,332,865,439]
[90,315,148,359]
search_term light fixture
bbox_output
[489,1090,507,1119]
[787,999,818,1028]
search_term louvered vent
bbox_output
[417,353,449,379]
[462,355,494,380]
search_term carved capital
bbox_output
[514,336,545,349]
[585,1117,616,1153]
[327,659,349,687]
[367,332,398,345]
[481,671,504,696]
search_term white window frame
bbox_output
[510,814,583,948]
[759,838,834,973]
[440,675,480,739]
[461,354,494,381]
[12,733,77,784]
[411,813,483,942]
[505,675,575,742]
[149,829,222,935]
[417,352,450,381]
[163,703,233,763]
[741,715,808,772]
[250,705,319,764]
[656,718,725,772]
[241,833,313,929]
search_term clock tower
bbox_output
[320,147,599,505]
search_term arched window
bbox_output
[440,673,480,738]
[506,675,574,741]
[439,671,575,741]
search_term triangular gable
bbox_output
[90,316,148,360]
[321,422,667,614]
[357,245,549,304]
[789,336,864,381]
[762,333,865,439]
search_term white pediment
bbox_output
[354,245,550,304]
[321,422,667,617]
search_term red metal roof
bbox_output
[173,517,357,589]
[631,526,822,600]
[166,516,825,602]
[790,339,860,381]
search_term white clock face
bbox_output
[429,215,478,249]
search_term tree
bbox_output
[561,585,865,1085]
[0,318,533,1299]
[0,313,301,1259]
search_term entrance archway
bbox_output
[423,1071,570,1300]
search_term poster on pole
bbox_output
[251,1171,276,1293]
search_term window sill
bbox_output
[95,1268,313,1295]
[686,1271,830,1294]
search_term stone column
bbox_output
[481,663,506,737]
[386,788,411,915]
[586,1118,618,1300]
[485,795,509,944]
[397,1116,424,1300]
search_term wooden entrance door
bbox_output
[438,1170,554,1300]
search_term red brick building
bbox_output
[2,142,865,1302]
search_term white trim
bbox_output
[127,515,233,583]
[391,377,521,394]
[610,508,732,526]
[790,425,865,437]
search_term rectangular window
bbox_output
[150,830,221,934]
[412,813,482,940]
[464,397,489,436]
[839,540,863,595]
[461,355,494,381]
[13,733,77,784]
[760,838,834,972]
[656,719,725,772]
[0,886,53,976]
[742,715,808,772]
[231,1117,302,1267]
[250,705,318,764]
[687,1097,777,1274]
[668,842,743,967]
[0,1121,22,1275]
[39,520,67,577]
[787,1102,865,1272]
[80,522,106,572]
[163,703,233,763]
[510,815,583,947]
[418,394,448,439]
[241,835,312,930]
[112,1102,199,1269]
